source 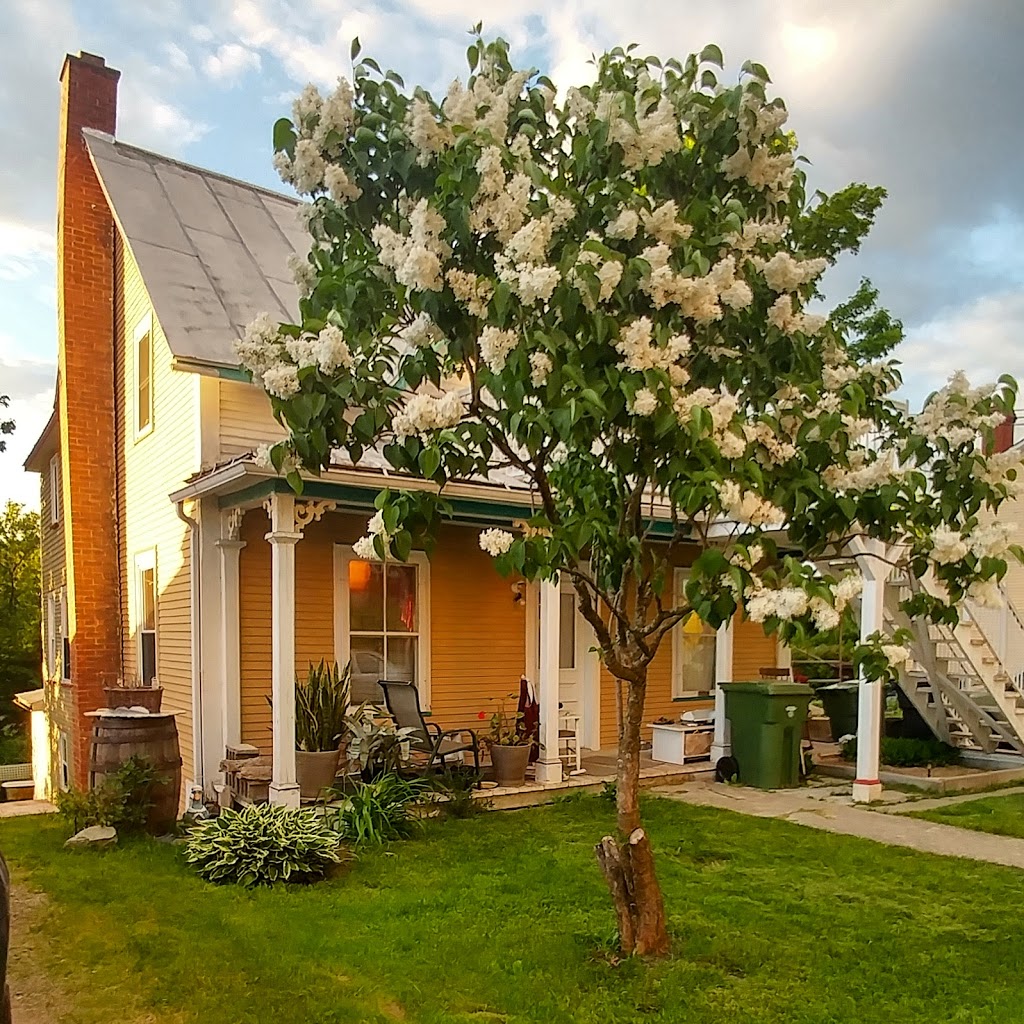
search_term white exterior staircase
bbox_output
[886,575,1024,754]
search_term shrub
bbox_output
[333,774,429,845]
[55,755,164,834]
[840,736,961,768]
[430,768,487,818]
[184,804,342,887]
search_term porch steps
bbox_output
[887,576,1024,755]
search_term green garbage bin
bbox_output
[817,682,859,741]
[720,681,813,789]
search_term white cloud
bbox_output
[163,42,193,74]
[896,290,1024,408]
[119,87,209,149]
[202,42,261,82]
[0,220,53,282]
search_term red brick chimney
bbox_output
[991,412,1017,455]
[56,52,123,785]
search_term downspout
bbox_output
[175,499,204,790]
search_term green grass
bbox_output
[912,791,1024,839]
[5,795,1024,1023]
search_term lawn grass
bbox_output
[912,791,1024,839]
[4,794,1024,1023]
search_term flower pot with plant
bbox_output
[343,704,418,782]
[482,693,534,787]
[293,660,352,800]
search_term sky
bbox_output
[2,0,1023,509]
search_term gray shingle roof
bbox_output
[84,128,305,370]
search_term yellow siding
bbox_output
[238,517,526,752]
[114,233,197,778]
[218,379,286,459]
[598,613,777,749]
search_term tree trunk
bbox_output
[594,669,670,957]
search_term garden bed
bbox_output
[814,754,1024,794]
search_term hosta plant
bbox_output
[183,804,343,887]
[242,32,1022,954]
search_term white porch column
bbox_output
[266,493,301,807]
[851,538,894,804]
[535,578,563,784]
[711,617,735,761]
[216,509,245,751]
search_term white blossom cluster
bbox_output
[979,449,1024,498]
[479,528,515,557]
[596,88,681,170]
[721,94,795,200]
[758,252,828,294]
[822,450,901,494]
[392,389,465,438]
[372,199,449,292]
[446,268,495,318]
[235,315,353,398]
[569,248,623,310]
[714,480,784,527]
[397,313,445,350]
[930,522,1016,564]
[639,246,753,321]
[274,79,358,198]
[469,147,531,241]
[479,326,519,373]
[914,371,1006,448]
[767,295,827,338]
[353,510,390,561]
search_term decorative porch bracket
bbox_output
[850,537,896,803]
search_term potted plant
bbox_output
[343,704,418,781]
[482,694,534,787]
[294,660,351,800]
[104,676,163,713]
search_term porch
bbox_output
[178,467,779,803]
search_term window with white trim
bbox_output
[49,455,60,524]
[58,732,70,791]
[45,593,57,679]
[135,551,158,685]
[134,313,153,439]
[671,569,716,698]
[336,548,430,706]
[61,588,70,682]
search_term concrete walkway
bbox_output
[655,781,1024,870]
[0,801,55,820]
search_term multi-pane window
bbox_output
[340,550,428,705]
[672,570,716,697]
[61,589,70,681]
[135,315,153,438]
[135,552,157,685]
[46,593,57,678]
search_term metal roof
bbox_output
[83,128,305,371]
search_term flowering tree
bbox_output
[240,35,1022,956]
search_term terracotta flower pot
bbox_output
[103,686,163,713]
[295,748,342,801]
[489,743,531,787]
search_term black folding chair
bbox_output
[378,680,481,779]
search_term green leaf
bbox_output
[699,43,724,68]
[351,37,361,61]
[272,118,296,154]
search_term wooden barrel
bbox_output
[88,714,182,835]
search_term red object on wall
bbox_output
[990,412,1016,455]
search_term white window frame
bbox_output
[45,593,57,679]
[57,732,70,791]
[334,545,431,708]
[133,312,154,440]
[49,455,60,525]
[60,588,70,682]
[671,568,716,699]
[134,549,158,686]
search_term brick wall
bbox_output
[55,53,123,785]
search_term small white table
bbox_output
[650,722,714,765]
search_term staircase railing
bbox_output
[964,586,1024,687]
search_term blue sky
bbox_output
[2,0,1023,508]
